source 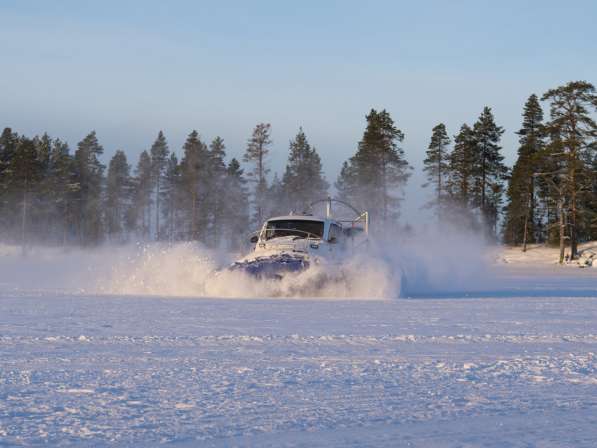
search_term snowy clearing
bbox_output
[0,244,596,447]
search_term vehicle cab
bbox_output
[251,215,345,257]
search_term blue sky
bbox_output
[1,1,595,221]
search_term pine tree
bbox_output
[471,107,508,237]
[74,131,105,245]
[536,125,568,249]
[282,128,329,213]
[586,150,597,240]
[149,131,169,240]
[541,81,597,258]
[503,95,545,247]
[422,123,450,218]
[105,150,132,242]
[336,109,410,225]
[243,123,272,226]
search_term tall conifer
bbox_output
[223,158,250,249]
[150,131,169,240]
[74,131,105,245]
[336,109,410,225]
[180,130,209,240]
[503,95,545,247]
[422,123,451,218]
[541,81,597,258]
[8,137,42,250]
[282,128,329,212]
[106,150,132,242]
[244,123,272,226]
[471,107,507,236]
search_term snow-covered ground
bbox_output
[1,243,596,447]
[499,241,597,267]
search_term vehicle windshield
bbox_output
[264,220,324,240]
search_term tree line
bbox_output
[420,80,597,261]
[1,80,595,257]
[502,81,597,261]
[0,124,329,249]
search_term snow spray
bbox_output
[0,225,489,299]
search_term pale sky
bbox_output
[1,0,596,222]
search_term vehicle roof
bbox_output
[268,215,325,222]
[267,215,341,225]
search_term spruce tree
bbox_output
[282,128,329,213]
[503,95,545,247]
[149,131,169,240]
[541,81,597,258]
[179,130,209,240]
[471,107,507,237]
[336,109,410,225]
[422,123,451,219]
[243,123,272,226]
[74,131,105,245]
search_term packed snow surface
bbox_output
[1,243,596,447]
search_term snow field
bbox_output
[1,241,596,446]
[1,284,597,447]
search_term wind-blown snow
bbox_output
[0,228,491,300]
[0,242,402,299]
[1,241,596,446]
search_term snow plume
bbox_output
[0,226,489,299]
[0,243,215,296]
[0,243,397,299]
[103,243,397,299]
[378,225,491,296]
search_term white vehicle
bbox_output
[228,198,369,280]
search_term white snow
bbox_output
[0,242,596,446]
[499,241,597,267]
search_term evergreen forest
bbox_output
[1,80,596,260]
